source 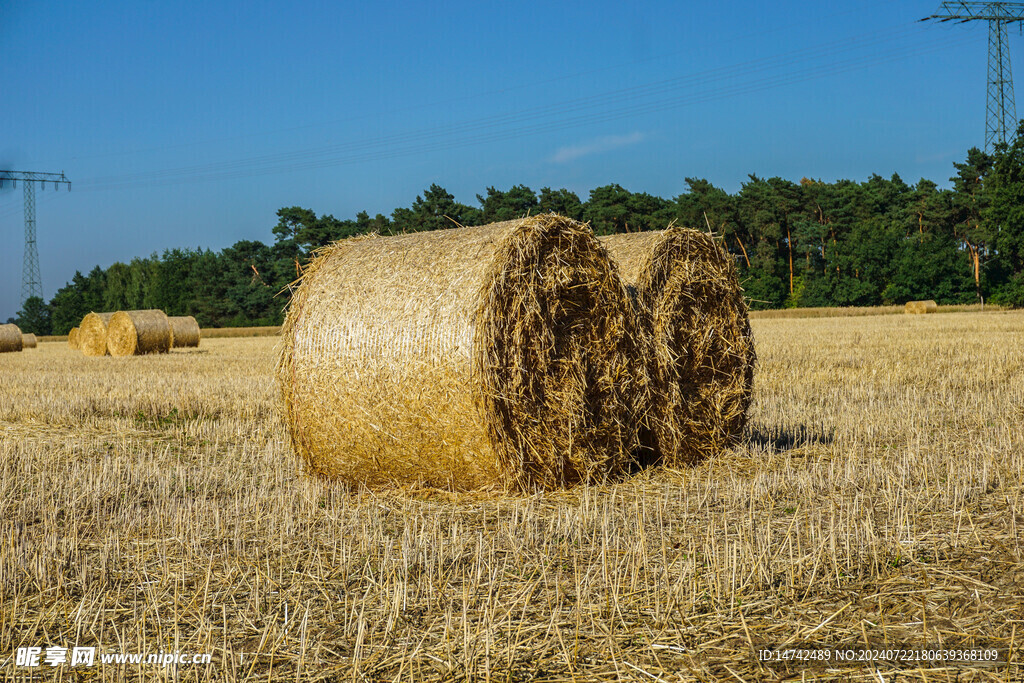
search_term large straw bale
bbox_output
[278,214,646,491]
[905,300,937,314]
[79,313,115,356]
[68,327,81,350]
[600,227,756,467]
[22,333,37,349]
[168,316,201,348]
[107,310,173,356]
[0,324,23,353]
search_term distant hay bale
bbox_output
[22,333,37,349]
[68,327,81,350]
[0,324,24,353]
[107,310,173,356]
[600,227,756,468]
[79,312,115,356]
[278,214,646,491]
[905,300,938,314]
[168,316,201,348]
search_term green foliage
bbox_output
[39,148,1024,330]
[477,185,538,222]
[15,296,51,335]
[537,187,584,220]
[391,184,479,233]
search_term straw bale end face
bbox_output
[601,227,755,469]
[475,216,648,490]
[107,310,173,356]
[0,324,24,353]
[79,312,114,356]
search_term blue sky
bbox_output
[0,0,1004,320]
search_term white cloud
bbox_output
[549,132,645,164]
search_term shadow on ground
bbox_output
[746,424,834,452]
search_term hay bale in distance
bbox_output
[22,333,38,349]
[0,323,24,353]
[905,300,938,314]
[278,214,646,492]
[68,327,81,350]
[168,316,201,348]
[79,312,115,356]
[600,227,756,468]
[107,310,173,356]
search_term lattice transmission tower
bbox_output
[924,2,1024,150]
[0,171,71,305]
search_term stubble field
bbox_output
[1,311,1023,682]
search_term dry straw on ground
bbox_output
[168,315,201,348]
[0,323,23,353]
[600,227,755,467]
[107,310,173,356]
[202,325,280,338]
[21,333,37,349]
[78,312,114,357]
[67,327,80,350]
[905,299,938,314]
[278,214,646,491]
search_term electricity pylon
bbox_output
[0,171,71,306]
[924,3,1024,150]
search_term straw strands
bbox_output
[905,300,937,314]
[107,310,173,356]
[168,316,201,348]
[0,324,23,353]
[600,227,755,467]
[22,333,37,349]
[68,327,80,350]
[278,215,646,491]
[79,313,115,357]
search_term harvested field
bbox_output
[749,303,999,319]
[1,312,1022,681]
[201,326,280,338]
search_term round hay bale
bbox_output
[278,214,646,492]
[22,333,38,349]
[600,227,756,467]
[107,310,173,356]
[79,312,115,356]
[905,300,937,314]
[68,327,81,350]
[168,316,201,348]
[0,323,24,353]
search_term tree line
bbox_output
[12,131,1024,335]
